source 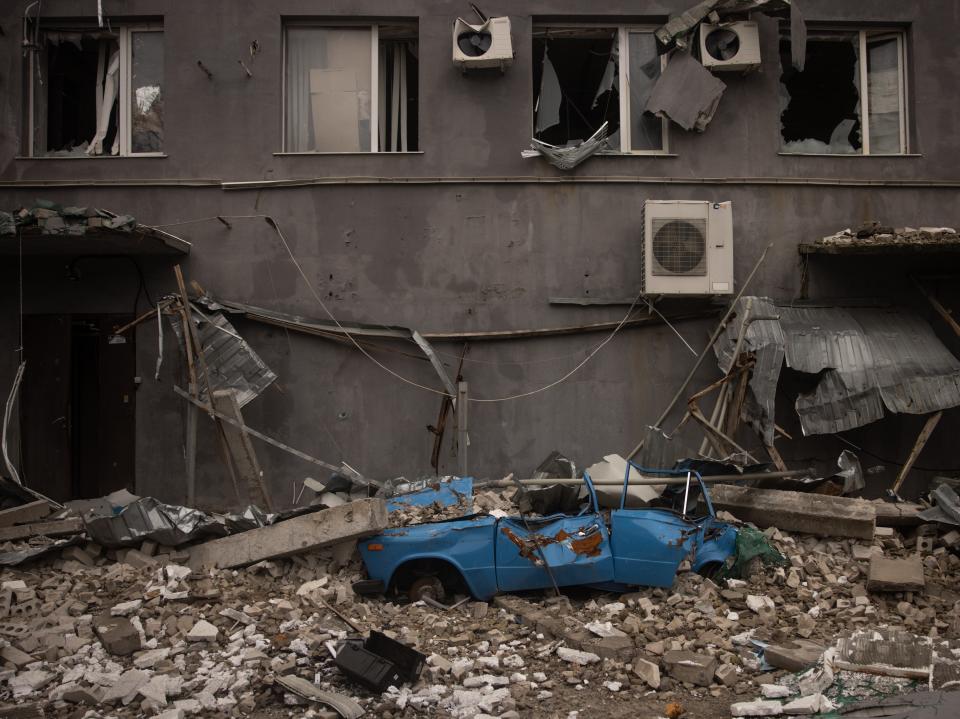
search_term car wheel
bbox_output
[408,576,446,603]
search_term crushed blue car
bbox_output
[354,464,739,602]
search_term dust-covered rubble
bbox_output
[0,513,958,718]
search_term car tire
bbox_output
[408,576,446,603]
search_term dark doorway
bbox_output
[20,314,135,502]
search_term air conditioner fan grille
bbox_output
[651,218,707,276]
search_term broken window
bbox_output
[26,24,164,157]
[532,26,667,154]
[779,29,906,155]
[284,23,419,152]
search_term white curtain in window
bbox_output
[378,41,413,151]
[285,27,371,152]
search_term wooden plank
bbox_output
[765,443,789,473]
[0,517,83,541]
[211,389,272,511]
[0,500,52,528]
[912,276,960,338]
[891,411,942,495]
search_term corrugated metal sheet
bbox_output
[715,297,960,442]
[170,306,276,408]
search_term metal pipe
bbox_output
[480,469,810,488]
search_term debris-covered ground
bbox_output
[2,502,959,719]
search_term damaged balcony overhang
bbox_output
[0,202,189,256]
[714,297,960,443]
[0,225,190,256]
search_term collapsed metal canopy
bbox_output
[715,297,960,443]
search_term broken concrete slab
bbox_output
[709,485,875,540]
[0,517,83,542]
[0,500,52,528]
[868,555,925,592]
[186,619,218,642]
[663,649,718,687]
[873,500,924,527]
[187,498,387,570]
[765,639,826,672]
[101,668,149,703]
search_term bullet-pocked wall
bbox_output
[2,1,960,509]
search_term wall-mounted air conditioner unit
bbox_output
[453,16,513,71]
[699,21,761,72]
[642,200,734,295]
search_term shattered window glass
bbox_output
[780,28,906,155]
[628,32,663,151]
[27,25,163,157]
[533,29,621,148]
[131,32,164,153]
[532,27,665,153]
[780,31,862,154]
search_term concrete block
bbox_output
[61,546,94,566]
[764,639,825,672]
[664,650,718,687]
[731,699,783,716]
[0,645,36,667]
[782,693,835,715]
[187,498,388,569]
[93,615,142,656]
[715,663,738,686]
[867,555,925,592]
[556,647,601,665]
[632,656,661,689]
[120,549,156,569]
[709,485,875,540]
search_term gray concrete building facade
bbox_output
[2,1,959,510]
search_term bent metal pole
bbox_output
[626,242,773,461]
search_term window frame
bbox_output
[281,20,419,154]
[532,23,670,156]
[26,22,164,158]
[779,26,908,156]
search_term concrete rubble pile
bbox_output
[817,221,960,248]
[0,489,957,719]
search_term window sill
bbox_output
[594,152,677,157]
[777,152,922,158]
[17,154,168,160]
[273,151,425,156]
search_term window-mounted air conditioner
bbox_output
[642,200,734,295]
[699,21,761,72]
[452,16,513,71]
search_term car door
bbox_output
[609,467,713,588]
[495,513,614,592]
[610,507,703,587]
